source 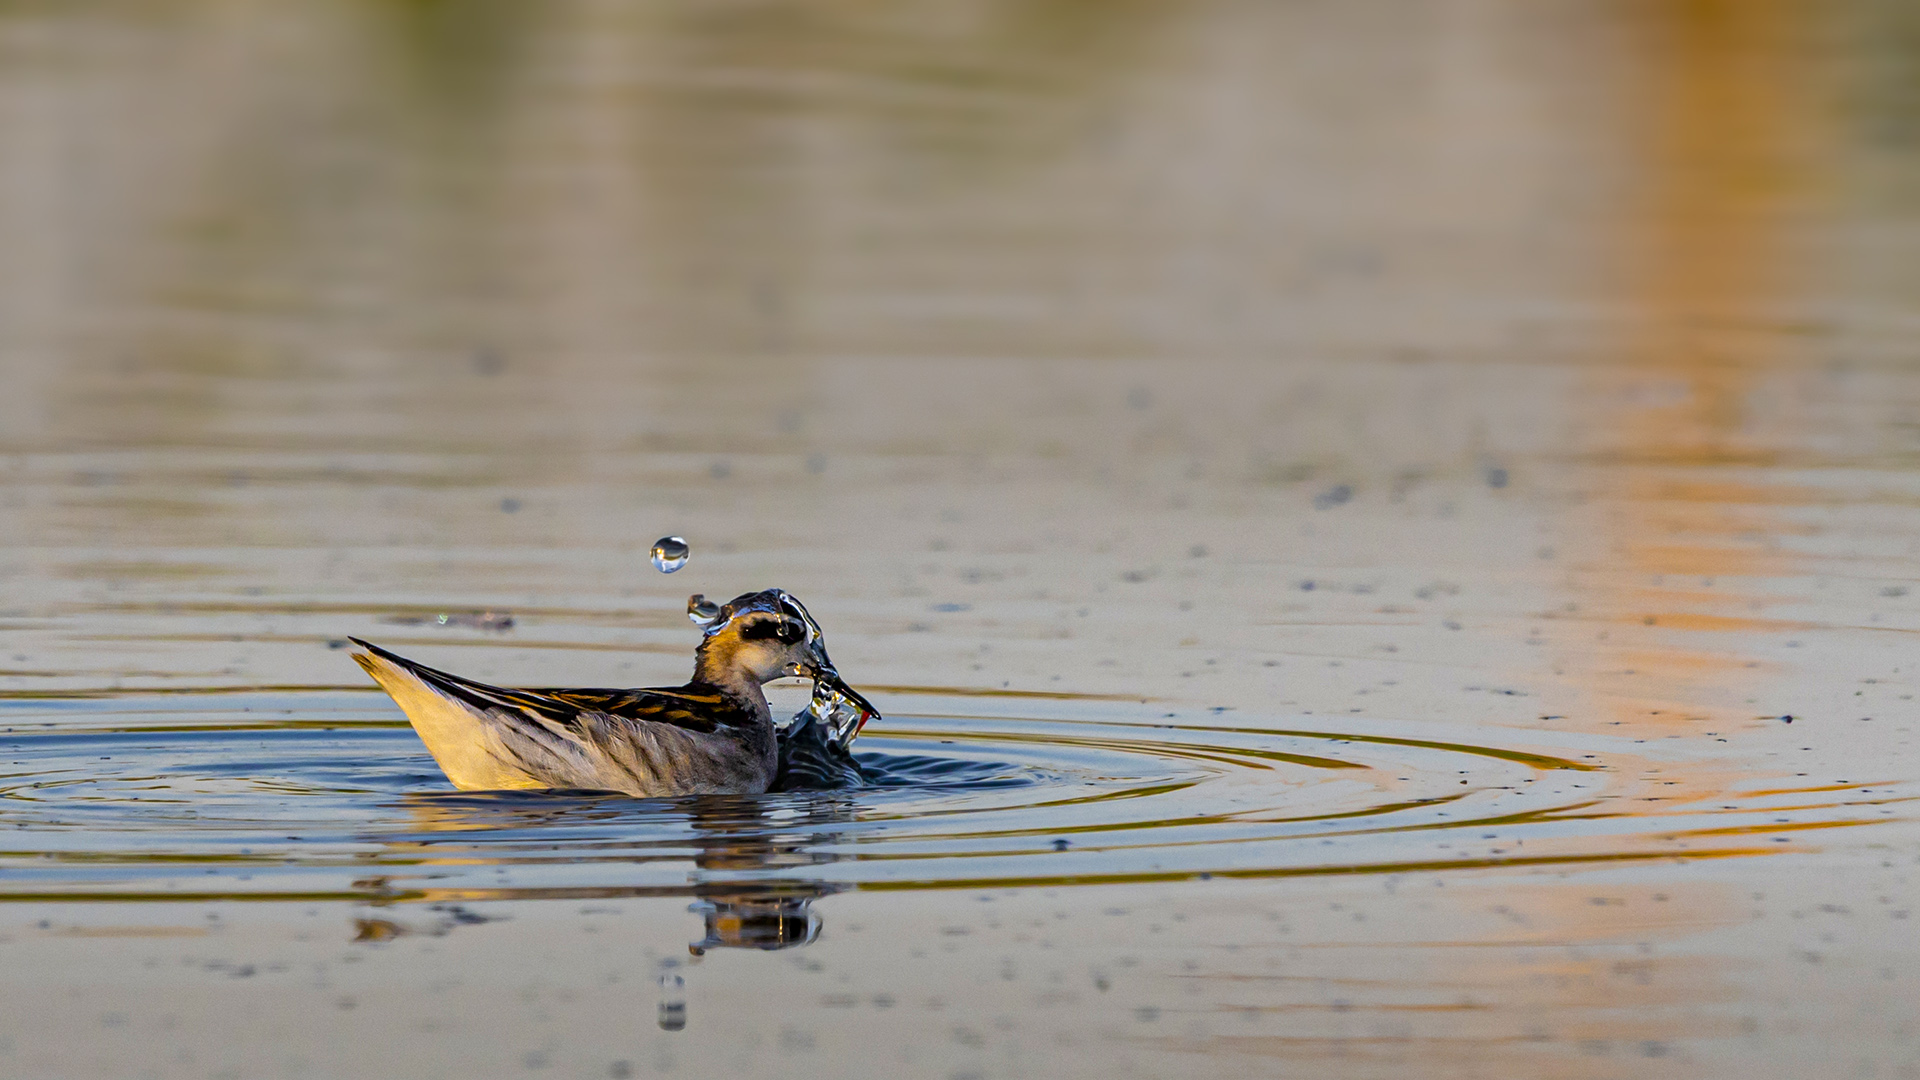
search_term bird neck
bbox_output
[692,637,773,723]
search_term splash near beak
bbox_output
[804,663,881,747]
[825,672,879,733]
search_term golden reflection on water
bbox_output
[1570,0,1821,733]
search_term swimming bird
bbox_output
[349,590,878,797]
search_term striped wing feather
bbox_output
[350,639,765,795]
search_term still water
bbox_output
[4,1,1920,1077]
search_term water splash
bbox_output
[687,594,721,626]
[773,686,874,792]
[808,678,876,748]
[650,537,690,573]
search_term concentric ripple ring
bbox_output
[0,689,1855,914]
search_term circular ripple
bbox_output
[0,687,1820,917]
[4,685,1891,950]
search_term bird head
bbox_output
[690,591,878,727]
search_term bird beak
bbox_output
[794,645,880,735]
[820,672,879,735]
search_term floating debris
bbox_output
[352,904,497,942]
[352,918,405,943]
[379,611,514,631]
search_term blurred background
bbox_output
[5,0,1919,715]
[7,2,1920,1078]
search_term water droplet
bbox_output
[651,536,690,573]
[658,972,686,1031]
[687,594,721,625]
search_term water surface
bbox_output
[4,1,1920,1077]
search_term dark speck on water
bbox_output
[1313,485,1354,509]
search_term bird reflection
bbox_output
[355,789,858,953]
[688,889,825,953]
[677,800,846,953]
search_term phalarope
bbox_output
[350,589,877,797]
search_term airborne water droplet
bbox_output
[687,594,721,625]
[657,972,686,1031]
[650,536,690,573]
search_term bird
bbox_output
[349,589,878,797]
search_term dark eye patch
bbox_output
[742,618,805,644]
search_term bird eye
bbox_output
[741,617,806,644]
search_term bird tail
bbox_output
[349,638,547,791]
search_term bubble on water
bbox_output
[687,594,721,626]
[650,536,690,573]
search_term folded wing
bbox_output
[350,638,757,795]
